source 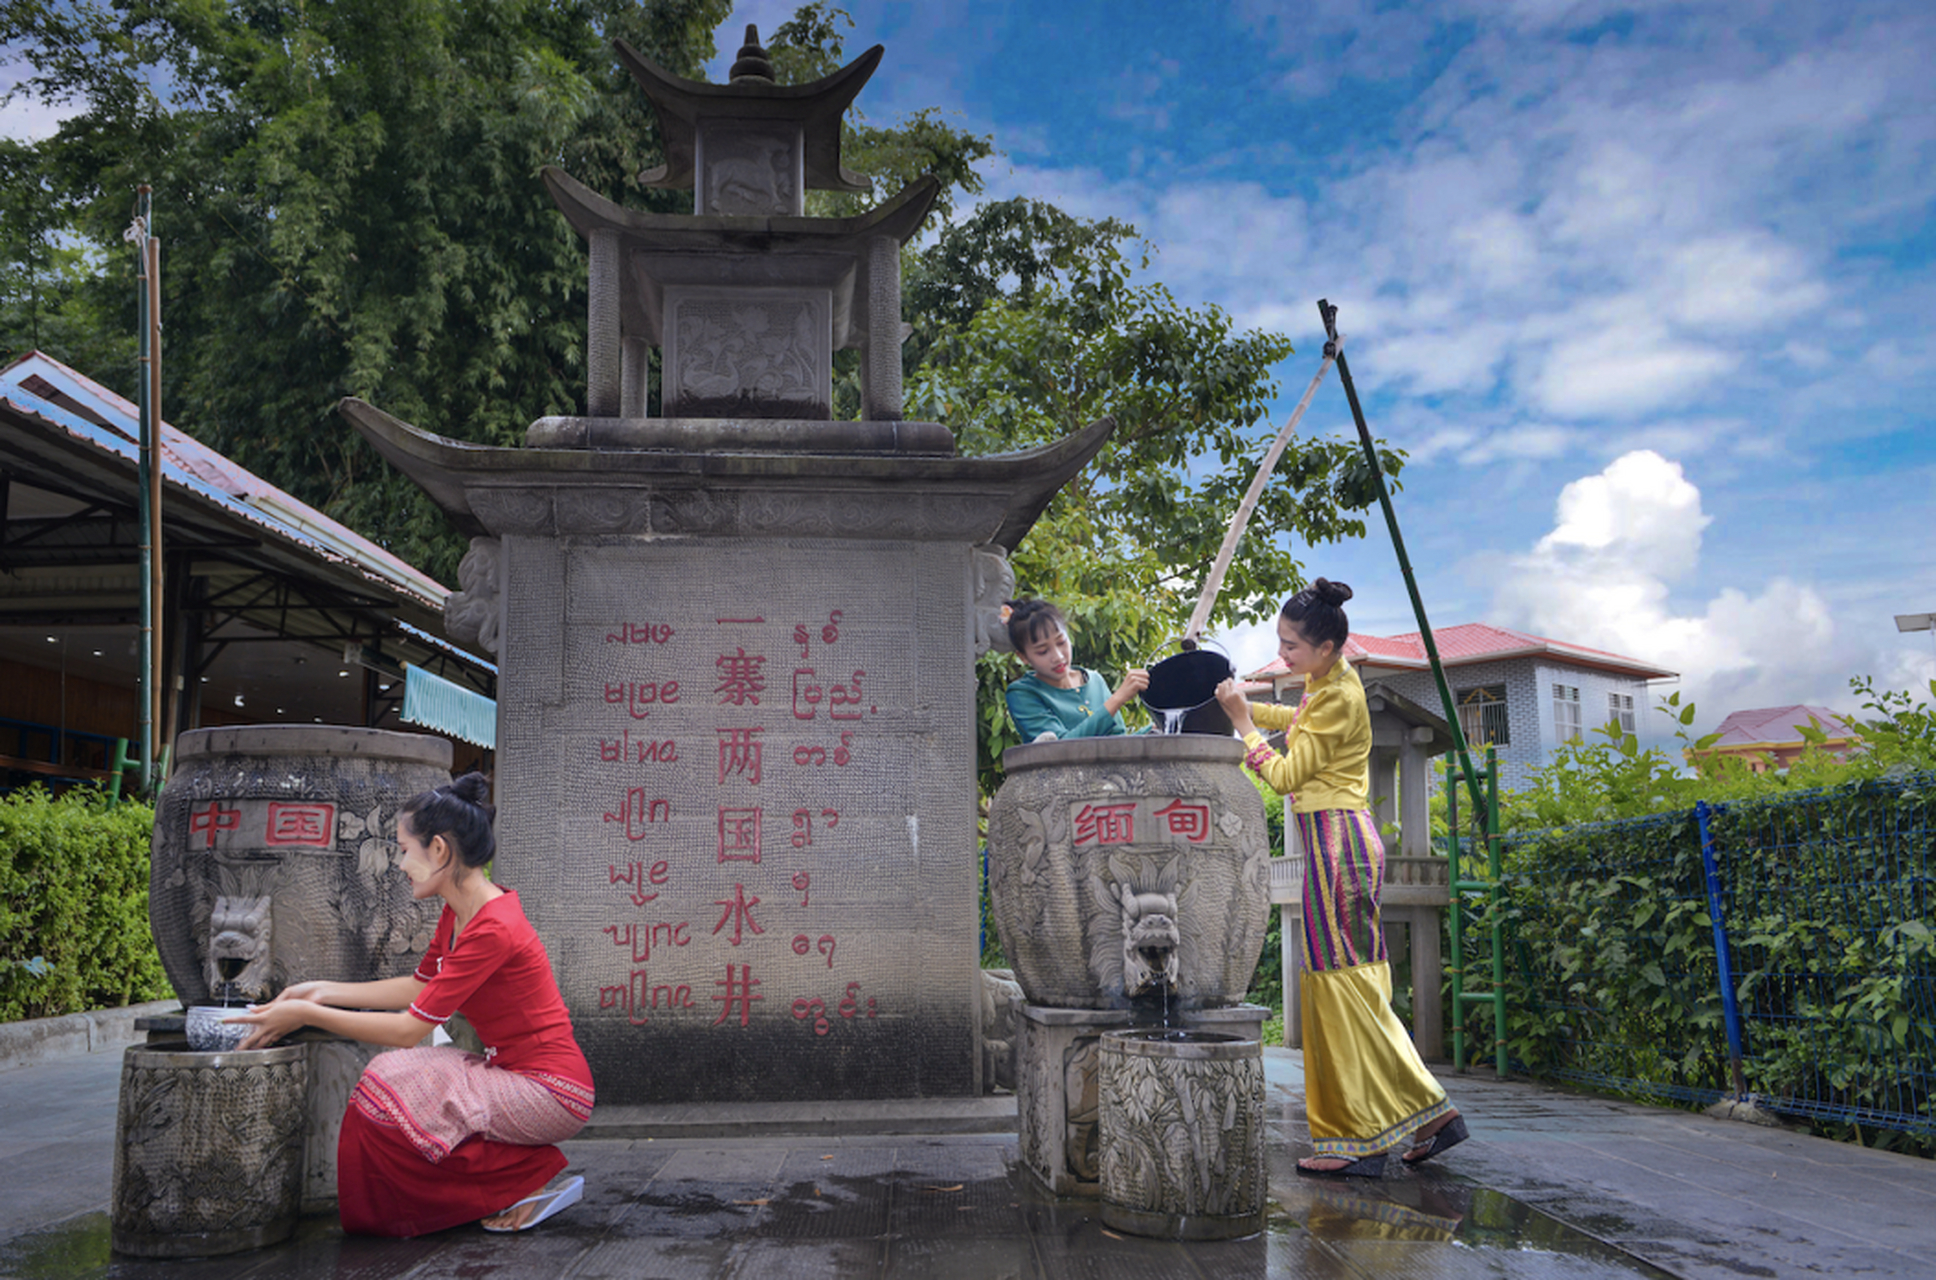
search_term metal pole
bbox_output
[1488,746,1507,1078]
[1695,800,1749,1099]
[1446,754,1465,1072]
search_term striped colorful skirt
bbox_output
[337,1046,593,1237]
[1296,808,1451,1159]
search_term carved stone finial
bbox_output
[730,23,775,82]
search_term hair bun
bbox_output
[447,771,495,815]
[1313,578,1353,606]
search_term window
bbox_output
[1553,683,1582,742]
[1608,691,1635,733]
[1456,684,1510,747]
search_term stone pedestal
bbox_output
[111,1042,307,1258]
[135,1016,385,1213]
[1098,1030,1266,1241]
[1014,1001,1267,1198]
[302,1038,382,1212]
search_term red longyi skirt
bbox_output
[337,1046,593,1238]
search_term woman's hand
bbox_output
[1215,677,1257,736]
[262,980,331,1007]
[229,999,317,1051]
[1104,668,1150,715]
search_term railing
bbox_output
[1500,772,1936,1141]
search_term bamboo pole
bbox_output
[1181,346,1337,646]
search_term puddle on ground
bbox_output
[2,1167,1676,1279]
[1288,1176,1678,1275]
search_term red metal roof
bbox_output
[1242,623,1676,682]
[1710,705,1857,747]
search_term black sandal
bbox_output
[1295,1153,1387,1179]
[1402,1114,1469,1166]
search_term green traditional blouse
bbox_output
[1005,669,1126,741]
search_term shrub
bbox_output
[0,786,170,1020]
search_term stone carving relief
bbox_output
[151,736,449,1008]
[702,132,799,216]
[205,895,272,1002]
[1064,1036,1104,1183]
[1119,885,1181,998]
[971,546,1015,656]
[985,744,1272,1011]
[113,1048,308,1253]
[670,297,825,417]
[443,537,502,656]
[1098,1041,1266,1224]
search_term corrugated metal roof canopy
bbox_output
[0,351,493,743]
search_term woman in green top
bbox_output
[1003,599,1149,741]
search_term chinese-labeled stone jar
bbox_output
[1098,1029,1266,1241]
[985,735,1271,1011]
[150,725,452,1006]
[110,1041,309,1257]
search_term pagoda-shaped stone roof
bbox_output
[617,25,877,201]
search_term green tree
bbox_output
[1,0,991,582]
[903,200,1402,799]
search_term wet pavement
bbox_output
[3,1039,1931,1278]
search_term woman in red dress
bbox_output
[233,773,595,1235]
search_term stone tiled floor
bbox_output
[3,1042,1934,1278]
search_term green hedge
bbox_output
[0,786,171,1021]
[1473,773,1936,1153]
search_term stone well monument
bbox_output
[343,26,1112,1105]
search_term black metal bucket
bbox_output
[1141,646,1236,736]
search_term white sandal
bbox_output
[482,1174,583,1232]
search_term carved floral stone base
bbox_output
[111,1042,308,1257]
[1013,1001,1266,1199]
[1098,1029,1266,1241]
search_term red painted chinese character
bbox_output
[717,728,763,785]
[715,649,767,706]
[1152,799,1211,843]
[264,802,334,848]
[711,883,764,947]
[188,801,241,849]
[711,963,762,1027]
[717,807,762,863]
[1073,802,1137,846]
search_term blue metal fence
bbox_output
[1496,772,1936,1141]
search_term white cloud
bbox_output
[1493,449,1932,727]
[0,57,73,142]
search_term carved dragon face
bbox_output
[206,895,272,1001]
[1121,900,1181,998]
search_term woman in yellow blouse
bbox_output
[1215,579,1466,1178]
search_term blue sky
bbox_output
[715,0,1936,733]
[7,1,1934,736]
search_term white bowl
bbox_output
[185,1005,251,1052]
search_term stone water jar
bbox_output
[110,1042,308,1257]
[1097,1029,1266,1241]
[151,725,452,1006]
[985,736,1271,1010]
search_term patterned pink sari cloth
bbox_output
[350,1045,594,1164]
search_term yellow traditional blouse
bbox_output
[1242,658,1371,813]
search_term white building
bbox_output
[1246,623,1678,791]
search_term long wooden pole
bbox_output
[1182,346,1337,645]
[131,187,164,791]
